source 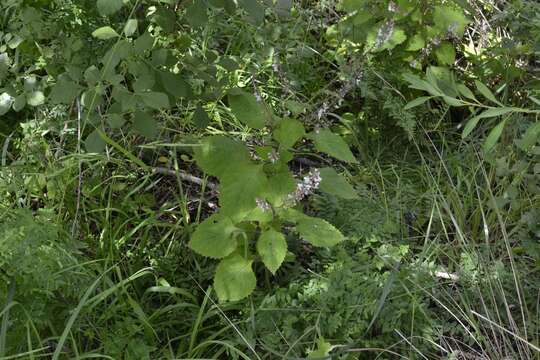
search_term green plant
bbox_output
[189,118,362,300]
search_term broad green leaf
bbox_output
[97,0,123,16]
[133,73,156,92]
[243,206,273,223]
[308,338,333,359]
[275,0,292,18]
[433,5,469,37]
[406,34,425,51]
[516,122,540,151]
[435,42,456,65]
[7,34,23,49]
[475,80,502,105]
[457,84,477,101]
[85,130,106,153]
[23,76,37,91]
[81,88,104,110]
[193,136,251,177]
[220,164,268,220]
[280,208,308,223]
[403,73,442,96]
[265,170,296,206]
[238,0,265,25]
[193,105,210,128]
[483,119,507,152]
[338,0,366,12]
[442,96,464,107]
[273,118,305,148]
[134,32,154,54]
[477,107,515,119]
[123,19,138,37]
[84,65,101,86]
[0,92,13,115]
[377,27,407,51]
[50,75,80,104]
[92,26,119,40]
[404,96,431,110]
[151,48,170,67]
[186,0,208,28]
[214,254,256,301]
[101,41,131,73]
[284,100,306,115]
[12,95,25,112]
[296,216,344,247]
[310,129,358,163]
[153,7,177,33]
[159,71,192,98]
[133,111,158,138]
[26,91,44,107]
[461,116,481,139]
[529,96,540,107]
[228,89,266,129]
[139,91,170,110]
[319,167,358,199]
[107,113,125,129]
[256,229,287,274]
[189,214,238,259]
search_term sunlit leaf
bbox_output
[97,0,123,16]
[310,129,358,163]
[214,255,256,301]
[92,26,119,40]
[257,229,287,274]
[190,215,238,259]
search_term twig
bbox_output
[71,98,82,237]
[153,167,219,191]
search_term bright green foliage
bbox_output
[189,215,238,259]
[26,91,44,106]
[432,5,469,37]
[97,0,123,16]
[219,164,268,220]
[334,0,469,68]
[159,71,192,99]
[214,254,257,302]
[0,210,89,354]
[85,129,106,153]
[133,110,158,138]
[319,167,358,199]
[295,216,345,247]
[308,338,333,358]
[92,26,120,40]
[310,129,358,163]
[123,19,138,37]
[256,228,287,274]
[273,118,305,148]
[192,129,348,299]
[192,105,210,128]
[193,136,252,177]
[228,89,267,129]
[3,0,538,358]
[265,170,297,206]
[435,42,456,65]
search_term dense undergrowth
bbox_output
[1,0,539,359]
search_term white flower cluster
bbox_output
[388,1,398,12]
[256,197,272,212]
[288,168,322,204]
[375,19,395,49]
[268,149,279,163]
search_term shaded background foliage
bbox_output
[1,0,540,359]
